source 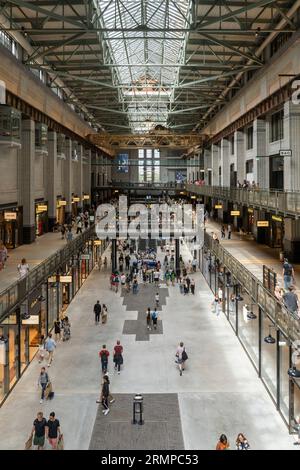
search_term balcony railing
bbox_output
[0,225,97,322]
[186,184,300,216]
[204,231,300,342]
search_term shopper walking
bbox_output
[102,304,108,324]
[62,317,71,341]
[175,342,188,376]
[30,412,47,450]
[113,340,123,374]
[216,434,229,450]
[76,219,83,234]
[46,412,61,450]
[99,345,110,374]
[98,374,110,416]
[60,224,66,240]
[155,292,160,307]
[227,224,232,239]
[146,307,152,330]
[282,258,295,290]
[152,308,158,330]
[44,333,56,367]
[0,241,8,270]
[283,286,299,316]
[17,258,29,278]
[38,367,50,404]
[190,279,195,295]
[66,229,73,243]
[221,225,225,239]
[236,433,250,450]
[94,300,102,324]
[192,258,197,272]
[54,319,61,342]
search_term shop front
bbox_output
[56,199,66,226]
[72,197,80,218]
[0,206,23,248]
[270,214,284,249]
[35,202,48,236]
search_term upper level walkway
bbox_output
[186,184,300,218]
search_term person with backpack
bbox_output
[98,374,110,416]
[44,333,56,367]
[152,308,158,330]
[46,412,61,450]
[175,341,188,376]
[282,258,295,290]
[99,345,110,374]
[94,300,102,324]
[113,340,123,374]
[38,367,50,404]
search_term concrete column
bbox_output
[175,238,180,272]
[211,144,219,186]
[47,131,57,230]
[283,217,300,262]
[285,100,300,191]
[78,145,83,211]
[253,119,268,189]
[63,138,72,223]
[220,138,230,186]
[112,239,117,272]
[204,148,211,184]
[84,149,92,196]
[234,130,245,185]
[20,119,35,243]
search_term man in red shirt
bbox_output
[113,340,123,374]
[99,344,110,374]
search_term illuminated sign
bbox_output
[80,254,90,260]
[48,276,57,283]
[230,210,240,216]
[57,200,67,206]
[272,215,283,222]
[215,204,222,209]
[36,204,48,212]
[248,208,254,214]
[94,240,101,246]
[72,197,80,202]
[83,195,90,200]
[59,275,72,283]
[257,221,269,227]
[4,212,17,220]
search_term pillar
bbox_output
[204,148,211,184]
[220,138,230,186]
[283,218,300,262]
[112,239,117,272]
[175,238,180,272]
[253,119,268,189]
[211,144,219,186]
[285,100,300,191]
[47,131,57,230]
[234,130,245,185]
[20,119,35,243]
[78,144,83,212]
[63,138,72,224]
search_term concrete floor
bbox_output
[0,242,297,450]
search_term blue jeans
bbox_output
[41,383,47,400]
[284,275,292,290]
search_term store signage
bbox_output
[48,276,57,283]
[83,195,90,200]
[4,211,17,220]
[215,204,222,209]
[80,254,90,260]
[73,197,80,202]
[94,240,101,246]
[279,149,292,157]
[59,275,72,283]
[257,221,269,227]
[230,210,240,216]
[58,200,67,206]
[37,205,48,212]
[272,215,283,222]
[89,216,95,222]
[248,208,254,214]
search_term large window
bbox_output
[270,110,284,142]
[247,126,253,150]
[138,149,160,183]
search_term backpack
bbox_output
[182,349,188,361]
[152,311,157,321]
[284,263,292,276]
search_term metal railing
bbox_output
[186,184,300,216]
[0,225,97,322]
[95,182,186,190]
[204,231,300,342]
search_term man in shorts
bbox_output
[31,411,47,450]
[46,412,61,450]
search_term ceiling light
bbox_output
[264,325,276,344]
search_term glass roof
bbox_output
[97,0,192,132]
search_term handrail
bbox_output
[0,225,96,322]
[204,231,300,343]
[186,184,300,216]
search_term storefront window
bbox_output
[35,203,48,236]
[238,291,259,369]
[0,312,19,392]
[261,313,277,400]
[48,280,58,329]
[293,380,300,426]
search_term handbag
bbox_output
[44,381,53,399]
[182,349,188,361]
[25,435,33,450]
[57,434,64,450]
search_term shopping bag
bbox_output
[25,435,33,450]
[57,434,64,450]
[44,382,53,399]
